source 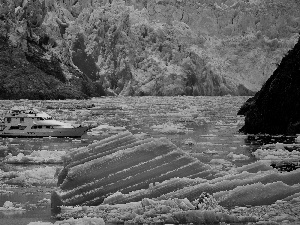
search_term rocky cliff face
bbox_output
[0,0,104,99]
[62,0,300,96]
[1,0,300,97]
[239,35,300,135]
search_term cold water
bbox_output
[0,96,297,225]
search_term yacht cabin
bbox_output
[0,107,88,137]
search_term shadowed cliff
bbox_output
[239,34,300,134]
[0,0,104,100]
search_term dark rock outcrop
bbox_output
[0,36,104,100]
[239,34,300,135]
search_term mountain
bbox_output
[238,34,300,135]
[1,0,300,98]
[0,0,105,99]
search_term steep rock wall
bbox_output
[60,0,299,96]
[239,35,300,135]
[1,0,300,97]
[0,0,104,99]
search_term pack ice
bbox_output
[51,131,300,224]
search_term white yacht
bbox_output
[0,107,88,138]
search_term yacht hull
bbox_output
[0,126,89,138]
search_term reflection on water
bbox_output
[0,96,297,224]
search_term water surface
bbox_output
[0,96,293,224]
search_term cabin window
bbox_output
[7,118,11,123]
[9,126,19,130]
[32,125,37,129]
[18,126,26,130]
[20,118,24,123]
[38,125,42,129]
[9,125,26,130]
[0,125,6,131]
[46,126,50,129]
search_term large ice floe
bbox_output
[54,199,258,224]
[252,142,300,171]
[0,201,25,216]
[50,131,300,224]
[27,217,105,225]
[1,166,57,186]
[52,131,216,208]
[4,150,66,164]
[253,142,300,161]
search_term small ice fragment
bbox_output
[203,149,219,154]
[184,138,196,145]
[227,152,250,161]
[3,201,14,209]
[275,142,284,150]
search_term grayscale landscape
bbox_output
[1,0,300,225]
